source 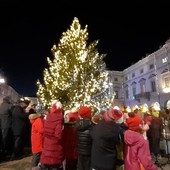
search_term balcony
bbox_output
[134,92,150,101]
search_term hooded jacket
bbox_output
[124,130,158,170]
[29,113,44,154]
[40,104,64,166]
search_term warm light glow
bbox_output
[113,106,120,110]
[132,105,139,111]
[140,103,148,112]
[163,87,170,93]
[36,17,115,111]
[126,106,131,112]
[151,102,160,111]
[0,78,5,84]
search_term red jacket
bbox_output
[40,106,64,166]
[30,117,44,154]
[63,123,78,160]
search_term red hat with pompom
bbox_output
[78,106,92,119]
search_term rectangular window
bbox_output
[140,83,146,93]
[114,90,118,99]
[151,81,156,92]
[114,77,118,81]
[140,69,143,74]
[149,64,154,69]
[162,57,168,63]
[164,77,170,88]
[132,86,136,96]
[125,89,129,99]
[132,73,135,77]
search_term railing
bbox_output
[134,92,150,101]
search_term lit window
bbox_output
[164,77,170,88]
[162,57,168,63]
[114,90,118,99]
[139,78,146,93]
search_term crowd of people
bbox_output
[0,95,170,170]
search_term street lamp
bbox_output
[0,78,5,84]
[0,77,5,97]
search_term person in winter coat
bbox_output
[145,108,163,158]
[0,96,13,156]
[90,108,127,170]
[29,113,44,170]
[75,106,94,170]
[125,112,143,132]
[40,100,64,170]
[25,101,37,147]
[123,117,158,170]
[63,108,79,170]
[162,108,170,155]
[10,98,30,161]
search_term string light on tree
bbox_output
[37,17,115,111]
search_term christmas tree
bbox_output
[37,17,115,111]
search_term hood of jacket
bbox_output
[29,113,41,120]
[124,129,144,146]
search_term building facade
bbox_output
[110,39,170,110]
[0,83,21,104]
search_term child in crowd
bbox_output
[123,114,158,170]
[40,100,64,170]
[29,113,44,170]
[76,106,94,170]
[63,108,79,170]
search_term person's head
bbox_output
[152,110,160,118]
[19,99,30,109]
[128,112,135,118]
[165,108,170,114]
[126,114,143,133]
[78,106,92,119]
[92,114,103,124]
[103,108,124,124]
[50,100,63,114]
[29,100,37,108]
[64,108,78,123]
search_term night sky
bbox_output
[0,1,170,96]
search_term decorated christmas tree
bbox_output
[36,17,115,112]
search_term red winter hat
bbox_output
[144,115,153,124]
[68,112,79,123]
[126,115,143,131]
[78,106,92,119]
[104,109,123,122]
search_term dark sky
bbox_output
[0,1,170,96]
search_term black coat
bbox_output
[0,102,12,129]
[90,120,126,170]
[76,118,94,156]
[11,105,28,136]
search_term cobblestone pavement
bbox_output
[0,155,32,170]
[0,155,170,170]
